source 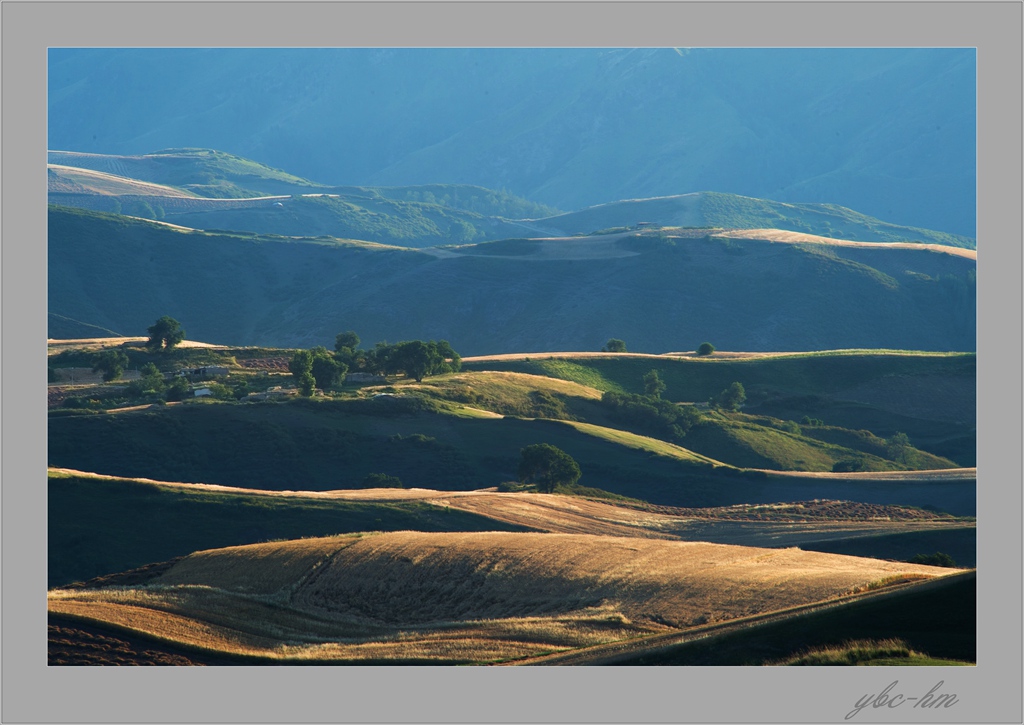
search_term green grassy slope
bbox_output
[47,471,529,588]
[408,371,958,472]
[465,352,975,403]
[48,207,977,354]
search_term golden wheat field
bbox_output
[48,531,952,664]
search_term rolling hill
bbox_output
[47,206,977,353]
[48,531,955,664]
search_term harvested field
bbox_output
[49,531,954,664]
[48,337,226,352]
[48,165,197,197]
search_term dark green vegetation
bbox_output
[49,48,975,236]
[620,571,975,665]
[49,206,976,354]
[48,471,527,587]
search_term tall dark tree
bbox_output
[310,346,347,390]
[145,316,185,352]
[517,443,582,493]
[642,369,666,399]
[886,432,911,463]
[289,350,316,396]
[92,349,130,382]
[392,340,442,382]
[434,340,462,373]
[334,331,361,354]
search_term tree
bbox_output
[146,316,185,352]
[696,342,715,356]
[310,346,347,390]
[92,349,130,382]
[392,340,440,382]
[127,362,165,397]
[604,338,627,353]
[710,382,746,411]
[164,376,192,402]
[289,350,316,396]
[387,340,461,382]
[517,443,582,493]
[886,432,911,463]
[642,369,666,398]
[434,340,462,373]
[334,330,361,354]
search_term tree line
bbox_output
[287,331,462,395]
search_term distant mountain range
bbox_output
[47,150,975,249]
[48,48,976,236]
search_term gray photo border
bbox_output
[3,2,1021,723]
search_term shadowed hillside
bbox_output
[48,206,976,353]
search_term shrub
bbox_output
[696,342,715,356]
[832,459,863,472]
[604,338,627,353]
[909,552,958,568]
[362,473,404,489]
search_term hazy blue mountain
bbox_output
[46,150,973,248]
[48,48,975,236]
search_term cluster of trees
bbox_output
[361,339,461,382]
[121,363,196,401]
[288,331,462,395]
[601,390,701,442]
